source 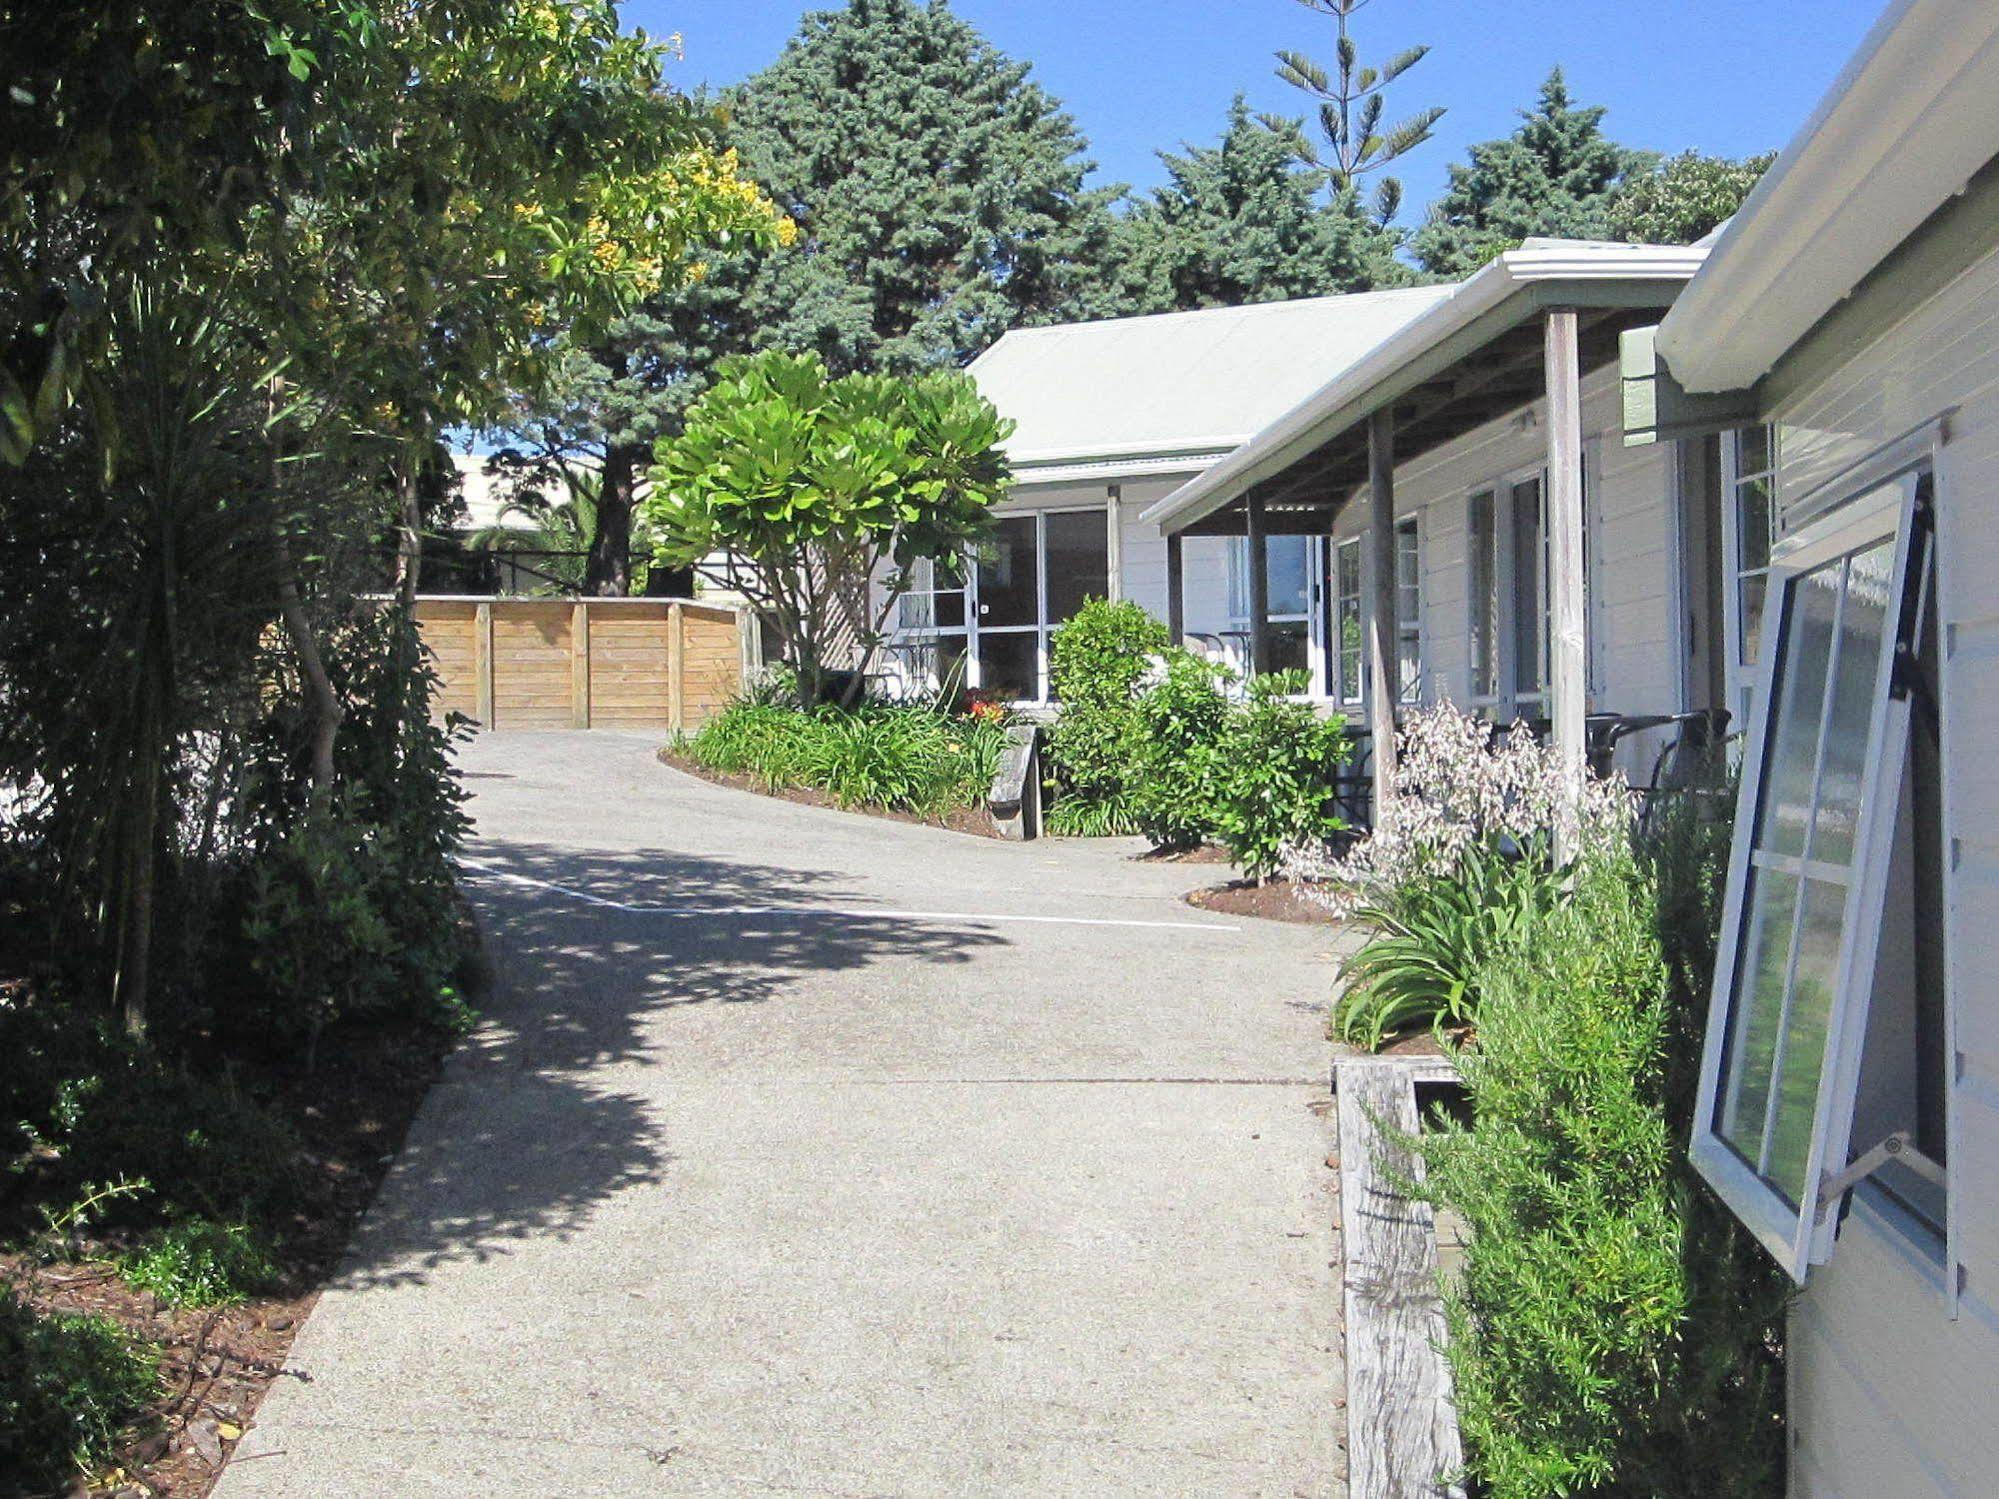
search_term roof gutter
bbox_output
[1657,0,1999,394]
[1140,242,1706,535]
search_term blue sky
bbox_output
[627,0,1886,217]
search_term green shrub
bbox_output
[1,996,300,1230]
[230,605,473,1047]
[121,1219,279,1308]
[241,798,400,1056]
[28,1059,302,1228]
[1043,599,1168,832]
[0,1288,159,1495]
[1207,672,1348,881]
[1417,832,1789,1497]
[1334,838,1563,1048]
[1128,649,1234,850]
[679,701,1004,818]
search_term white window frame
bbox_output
[1395,514,1424,705]
[1720,424,1779,727]
[1464,466,1549,717]
[1331,535,1364,708]
[1227,532,1328,695]
[1691,436,1944,1284]
[886,505,1110,704]
[1466,488,1501,708]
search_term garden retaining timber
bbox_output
[412,596,757,732]
[1332,1055,1467,1499]
[988,723,1041,840]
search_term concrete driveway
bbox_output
[221,731,1346,1496]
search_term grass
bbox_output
[677,701,1006,819]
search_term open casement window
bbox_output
[1693,457,1945,1283]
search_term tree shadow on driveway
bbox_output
[329,840,1009,1289]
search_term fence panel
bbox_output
[412,596,753,732]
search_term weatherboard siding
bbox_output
[1771,237,1999,1499]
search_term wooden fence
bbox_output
[413,596,757,732]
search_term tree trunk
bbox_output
[394,454,423,606]
[113,750,161,1040]
[585,441,642,596]
[279,572,343,799]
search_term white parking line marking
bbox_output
[457,857,1244,934]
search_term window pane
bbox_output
[1267,618,1310,677]
[978,516,1039,628]
[1396,521,1420,608]
[1511,479,1544,697]
[1044,510,1109,623]
[1739,572,1768,666]
[1809,542,1894,867]
[888,633,968,696]
[1720,865,1801,1170]
[1268,536,1311,617]
[1339,600,1363,700]
[1757,559,1842,860]
[1337,539,1361,598]
[1738,477,1774,570]
[1469,492,1496,697]
[978,629,1039,701]
[1737,424,1772,477]
[1763,876,1849,1206]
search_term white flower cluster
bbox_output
[1287,701,1636,915]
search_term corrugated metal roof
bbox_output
[970,287,1454,474]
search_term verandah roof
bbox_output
[1140,240,1710,537]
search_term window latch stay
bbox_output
[1814,1131,1945,1223]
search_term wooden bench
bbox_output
[1333,1056,1468,1499]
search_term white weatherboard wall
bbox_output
[1769,238,1999,1499]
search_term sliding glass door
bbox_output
[974,514,1042,701]
[889,508,1111,702]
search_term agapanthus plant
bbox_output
[1288,701,1635,917]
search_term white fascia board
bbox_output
[1658,0,1999,395]
[1139,242,1706,534]
[1005,436,1249,466]
[1007,451,1227,488]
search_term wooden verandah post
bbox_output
[1365,409,1399,817]
[1545,307,1588,855]
[1165,530,1185,646]
[1245,490,1271,676]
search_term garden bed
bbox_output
[0,1011,458,1497]
[1185,878,1341,925]
[659,748,1001,838]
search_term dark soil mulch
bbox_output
[658,749,1002,838]
[1185,878,1342,925]
[1133,842,1231,865]
[3,1014,458,1498]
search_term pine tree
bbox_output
[1111,97,1405,312]
[724,0,1123,373]
[1274,0,1445,228]
[1411,69,1641,279]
